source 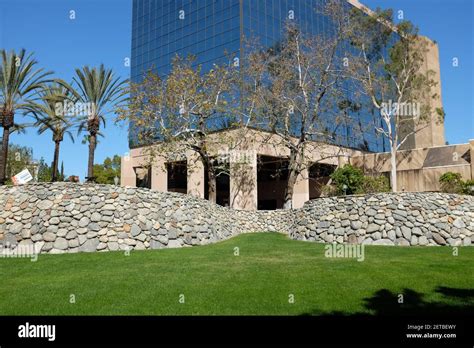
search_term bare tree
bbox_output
[347,8,442,192]
[117,55,243,202]
[245,0,351,209]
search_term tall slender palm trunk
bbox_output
[52,140,61,182]
[87,133,97,181]
[0,126,11,184]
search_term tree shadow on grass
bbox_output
[300,286,474,316]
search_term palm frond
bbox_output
[0,49,53,115]
[21,82,77,140]
[71,64,127,132]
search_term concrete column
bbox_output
[186,151,205,198]
[151,156,167,192]
[292,167,309,209]
[120,152,136,187]
[338,155,349,167]
[470,139,474,180]
[230,151,257,210]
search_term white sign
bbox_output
[12,169,33,186]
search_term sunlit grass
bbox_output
[0,233,472,315]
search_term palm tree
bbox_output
[69,64,127,182]
[25,83,75,181]
[0,49,52,184]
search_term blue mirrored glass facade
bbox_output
[131,0,388,151]
[132,0,241,81]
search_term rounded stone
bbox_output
[88,223,101,232]
[130,224,141,237]
[452,218,465,229]
[78,217,90,228]
[418,236,429,246]
[372,232,382,240]
[387,230,396,241]
[43,232,56,242]
[97,242,107,250]
[66,231,77,240]
[49,217,60,225]
[68,239,79,248]
[432,233,447,245]
[54,237,68,250]
[372,239,394,246]
[107,242,119,251]
[9,222,23,234]
[91,212,102,222]
[367,224,380,233]
[395,238,410,246]
[37,200,54,210]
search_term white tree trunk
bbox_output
[390,145,397,193]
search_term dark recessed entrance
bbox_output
[309,162,336,199]
[257,155,289,210]
[167,161,187,194]
[135,167,151,189]
[204,160,230,207]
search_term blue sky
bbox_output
[0,0,473,179]
[0,0,132,179]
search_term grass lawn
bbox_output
[0,233,473,315]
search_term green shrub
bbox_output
[462,180,474,195]
[439,172,464,194]
[325,165,392,196]
[358,175,391,194]
[321,184,339,197]
[330,165,364,195]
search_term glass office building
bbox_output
[131,0,388,151]
[132,0,241,80]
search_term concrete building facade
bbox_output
[122,127,365,210]
[121,127,473,210]
[350,141,474,193]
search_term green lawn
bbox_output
[1,233,473,315]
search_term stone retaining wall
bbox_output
[289,193,473,246]
[0,183,290,254]
[0,183,472,255]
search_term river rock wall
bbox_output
[289,193,473,247]
[0,183,472,255]
[0,183,289,254]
